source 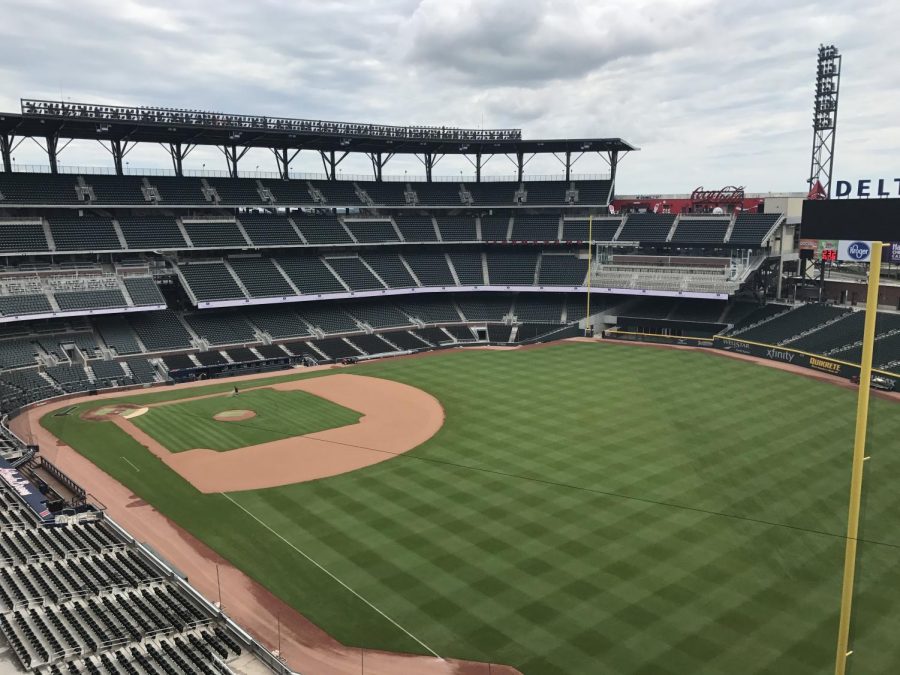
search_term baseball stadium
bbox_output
[0,46,898,675]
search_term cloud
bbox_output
[0,0,896,191]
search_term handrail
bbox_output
[21,98,521,142]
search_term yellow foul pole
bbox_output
[585,215,593,336]
[834,241,885,675]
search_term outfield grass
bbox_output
[40,343,900,674]
[128,388,361,452]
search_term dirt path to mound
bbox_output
[108,373,445,493]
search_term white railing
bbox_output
[6,163,610,183]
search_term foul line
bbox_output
[121,457,140,472]
[219,491,443,660]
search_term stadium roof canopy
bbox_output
[0,98,637,181]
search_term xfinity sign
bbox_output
[837,240,873,262]
[835,179,900,198]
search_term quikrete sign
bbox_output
[835,179,900,198]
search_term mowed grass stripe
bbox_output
[43,342,900,674]
[131,388,361,452]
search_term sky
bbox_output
[0,0,897,193]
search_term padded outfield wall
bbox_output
[603,329,900,389]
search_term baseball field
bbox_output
[38,342,900,674]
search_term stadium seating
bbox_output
[183,312,257,345]
[205,177,267,205]
[359,181,409,206]
[511,214,560,241]
[149,176,208,204]
[274,256,347,294]
[480,215,511,241]
[728,213,781,246]
[344,301,412,329]
[571,180,612,205]
[0,173,80,204]
[0,221,50,253]
[116,215,188,249]
[259,178,317,205]
[238,212,303,246]
[122,277,166,306]
[128,310,193,351]
[735,303,851,344]
[0,294,53,317]
[86,174,149,204]
[347,333,399,356]
[457,295,513,322]
[326,257,386,291]
[48,216,122,251]
[181,219,248,248]
[538,255,588,286]
[514,294,564,323]
[486,252,538,285]
[617,213,676,243]
[561,217,621,242]
[436,215,478,241]
[93,316,141,355]
[409,182,463,206]
[521,181,569,206]
[344,218,401,244]
[393,214,438,242]
[670,218,730,245]
[294,214,353,245]
[228,257,295,297]
[54,289,127,311]
[311,179,363,206]
[464,182,517,205]
[403,252,456,286]
[178,262,246,302]
[245,306,310,338]
[360,252,418,288]
[397,297,462,324]
[447,252,485,285]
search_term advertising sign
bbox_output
[837,240,873,262]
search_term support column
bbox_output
[475,153,482,182]
[0,133,12,173]
[609,150,619,201]
[111,139,125,176]
[219,144,250,178]
[516,151,524,182]
[170,142,184,176]
[46,134,59,174]
[425,153,433,182]
[272,148,300,179]
[565,150,572,182]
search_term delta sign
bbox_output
[834,179,900,198]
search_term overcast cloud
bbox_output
[0,0,897,193]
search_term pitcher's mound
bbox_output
[213,409,256,422]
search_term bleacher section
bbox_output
[671,218,730,245]
[486,252,538,285]
[116,215,187,249]
[617,213,675,243]
[511,215,560,241]
[728,213,781,247]
[538,255,587,286]
[228,257,295,298]
[734,303,851,344]
[122,277,165,306]
[238,213,303,246]
[561,218,621,242]
[48,216,121,252]
[178,262,246,302]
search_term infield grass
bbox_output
[129,388,361,452]
[41,342,900,674]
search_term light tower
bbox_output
[807,44,841,199]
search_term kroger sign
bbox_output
[837,240,873,262]
[834,179,900,198]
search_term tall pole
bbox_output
[585,215,593,336]
[834,242,884,675]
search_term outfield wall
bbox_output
[603,329,900,388]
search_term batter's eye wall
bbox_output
[802,198,900,240]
